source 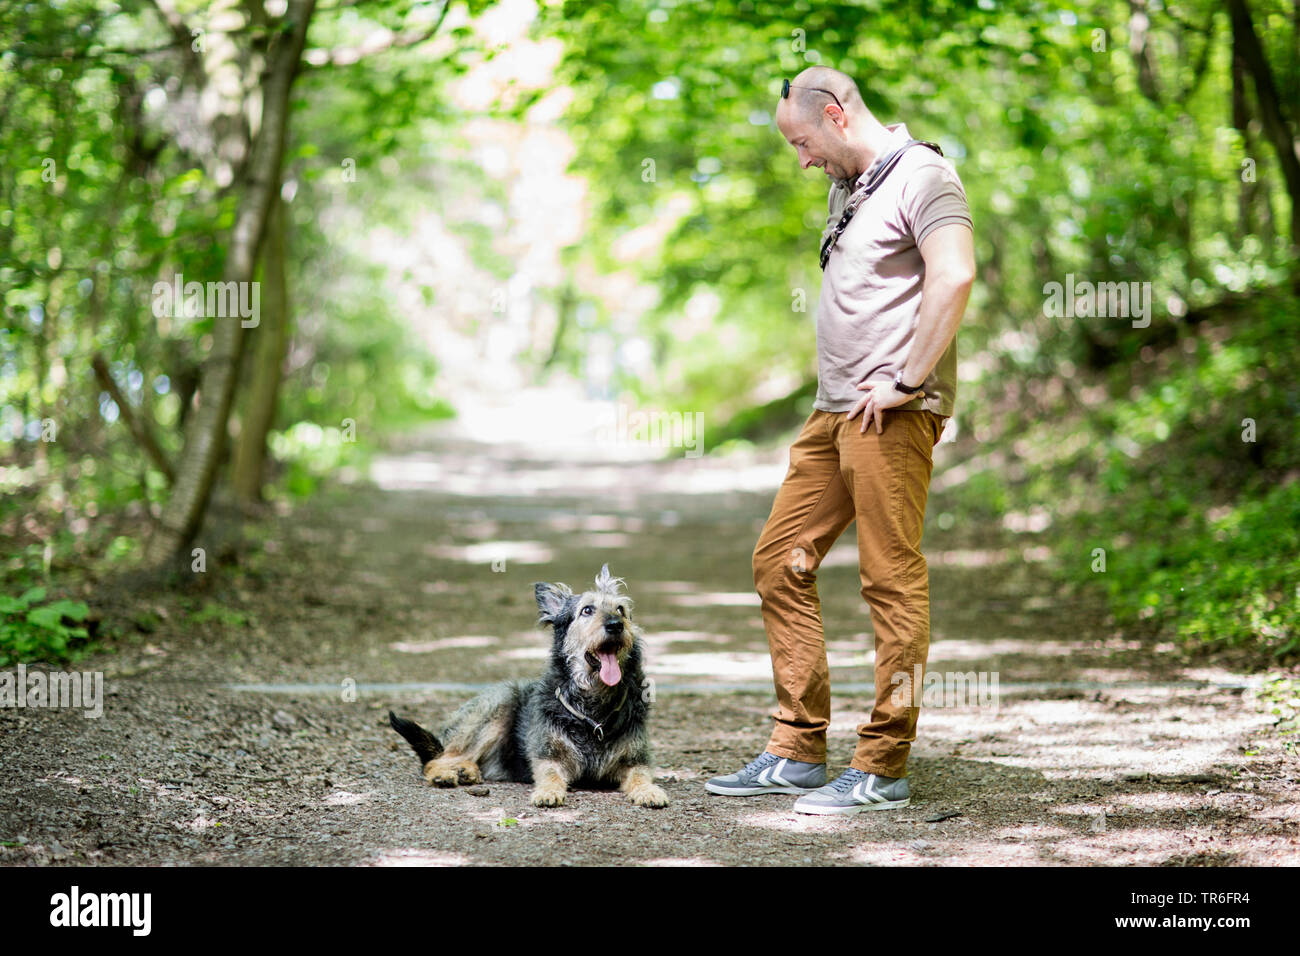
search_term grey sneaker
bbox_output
[705,751,827,796]
[792,768,910,814]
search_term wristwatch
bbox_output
[893,371,924,394]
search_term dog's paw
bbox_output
[630,784,669,808]
[423,765,460,788]
[455,763,482,785]
[531,786,567,807]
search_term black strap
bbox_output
[819,139,943,270]
[554,685,628,741]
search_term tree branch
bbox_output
[92,354,176,485]
[302,0,451,68]
[14,39,194,61]
[143,0,205,79]
[1160,5,1217,101]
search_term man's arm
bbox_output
[900,222,976,390]
[847,222,975,434]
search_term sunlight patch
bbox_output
[1113,792,1225,811]
[323,790,373,807]
[929,549,1018,567]
[847,839,1045,866]
[423,540,553,564]
[639,630,736,648]
[370,456,444,490]
[925,637,1085,661]
[491,646,550,662]
[665,591,760,607]
[640,857,723,867]
[576,532,632,549]
[735,809,870,833]
[1048,830,1190,865]
[450,519,500,540]
[545,513,648,533]
[467,806,584,826]
[996,823,1073,840]
[639,580,700,593]
[372,848,471,867]
[647,651,775,680]
[391,636,499,653]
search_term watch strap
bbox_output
[893,372,924,394]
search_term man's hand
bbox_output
[847,381,925,435]
[847,223,973,436]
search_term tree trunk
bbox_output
[231,190,292,502]
[1228,0,1300,247]
[145,0,316,569]
[1128,0,1161,104]
[1232,31,1259,237]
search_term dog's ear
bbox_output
[534,581,573,626]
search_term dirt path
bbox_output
[3,402,1297,866]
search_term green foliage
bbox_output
[934,286,1300,664]
[1102,482,1300,657]
[3,0,1298,674]
[1257,676,1300,753]
[188,600,250,630]
[538,0,1296,425]
[0,586,92,666]
[0,0,468,589]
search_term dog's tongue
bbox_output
[598,651,622,686]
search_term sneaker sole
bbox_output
[792,797,910,815]
[704,782,822,796]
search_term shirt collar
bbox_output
[851,122,910,191]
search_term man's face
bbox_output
[777,101,851,182]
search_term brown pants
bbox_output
[753,407,946,778]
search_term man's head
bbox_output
[775,66,885,184]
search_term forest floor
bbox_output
[3,395,1298,866]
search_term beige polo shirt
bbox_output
[812,122,972,418]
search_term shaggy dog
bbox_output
[389,565,667,808]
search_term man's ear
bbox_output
[535,581,573,625]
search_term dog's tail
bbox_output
[388,711,444,765]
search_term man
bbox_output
[706,66,975,814]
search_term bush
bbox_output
[930,282,1300,667]
[1099,482,1300,657]
[0,587,93,666]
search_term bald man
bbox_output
[706,67,975,814]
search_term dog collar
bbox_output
[554,684,628,742]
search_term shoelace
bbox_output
[740,752,780,780]
[826,769,868,793]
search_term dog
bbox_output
[389,565,668,808]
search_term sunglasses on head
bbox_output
[781,78,844,112]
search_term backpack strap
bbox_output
[820,139,944,270]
